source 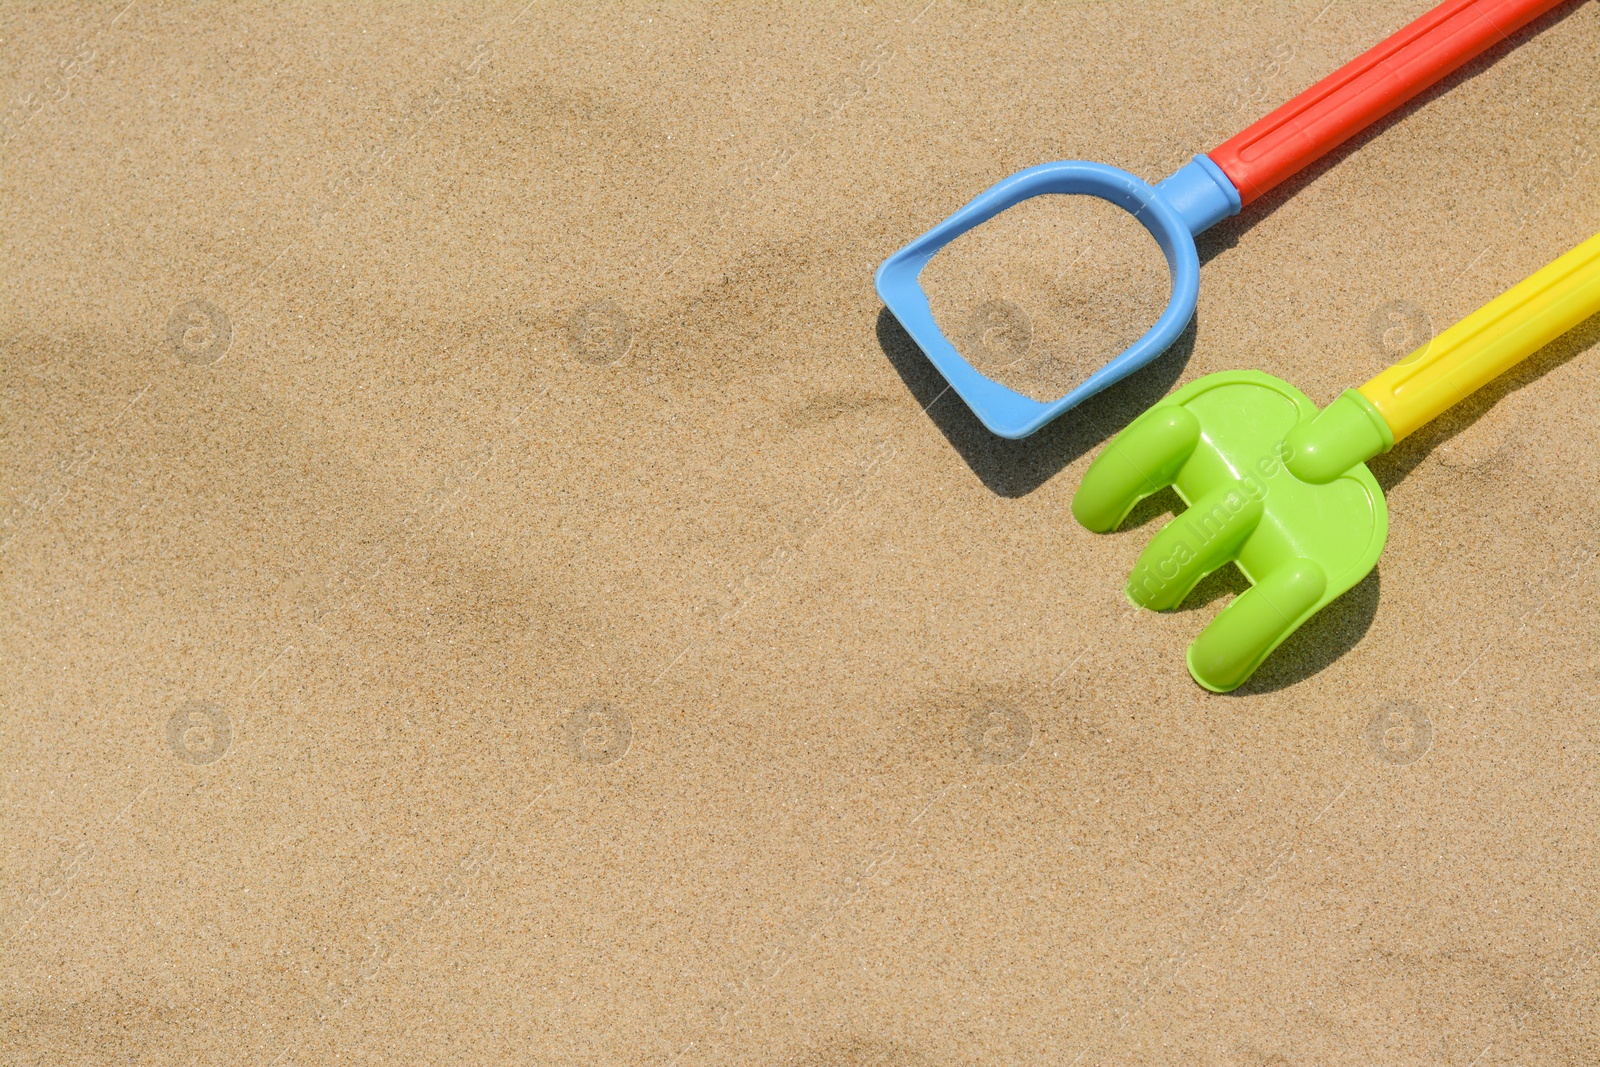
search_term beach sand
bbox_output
[3,2,1599,1064]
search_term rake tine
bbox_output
[1125,481,1265,611]
[1187,557,1329,692]
[1072,404,1201,533]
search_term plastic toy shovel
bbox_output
[1073,230,1600,692]
[876,0,1569,439]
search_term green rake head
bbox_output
[1072,371,1388,693]
[1070,230,1600,692]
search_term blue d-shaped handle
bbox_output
[874,155,1241,439]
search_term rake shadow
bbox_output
[1228,568,1385,695]
[1114,505,1384,694]
[1105,312,1597,695]
[1229,304,1599,695]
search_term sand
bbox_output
[3,2,1599,1065]
[921,194,1171,401]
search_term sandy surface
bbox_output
[921,195,1170,401]
[3,2,1599,1065]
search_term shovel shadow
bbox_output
[875,306,1197,497]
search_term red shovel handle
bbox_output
[1209,0,1569,205]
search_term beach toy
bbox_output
[1072,230,1600,692]
[876,0,1570,439]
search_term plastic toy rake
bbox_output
[876,0,1569,439]
[1072,230,1600,692]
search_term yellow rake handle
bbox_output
[1361,230,1600,442]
